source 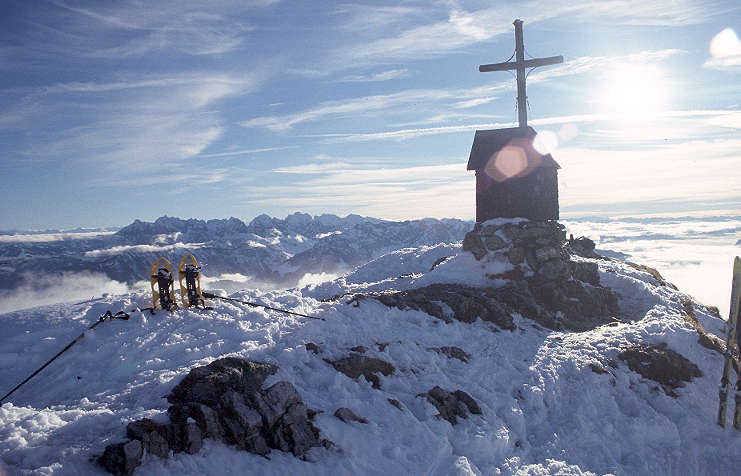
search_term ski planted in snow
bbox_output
[178,254,207,308]
[150,257,179,312]
[717,256,741,428]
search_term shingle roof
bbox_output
[467,126,560,171]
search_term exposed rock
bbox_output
[183,420,202,454]
[484,234,506,251]
[567,236,597,258]
[190,403,226,442]
[428,346,471,363]
[462,231,487,260]
[618,343,702,396]
[486,268,525,281]
[387,398,404,411]
[271,401,321,457]
[534,258,570,281]
[98,439,143,476]
[419,386,481,425]
[430,256,451,271]
[527,279,619,331]
[507,246,526,265]
[350,345,368,353]
[126,419,170,458]
[334,408,369,424]
[478,224,498,237]
[453,390,482,415]
[167,357,278,408]
[589,363,609,375]
[326,354,395,389]
[100,358,325,475]
[628,263,677,289]
[305,342,322,354]
[569,261,600,286]
[371,284,515,330]
[705,305,721,319]
[535,246,560,263]
[362,274,617,333]
[679,297,725,355]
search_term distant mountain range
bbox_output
[0,213,471,292]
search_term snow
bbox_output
[1,239,740,476]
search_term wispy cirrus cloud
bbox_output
[45,0,275,58]
[9,71,258,178]
[317,109,741,143]
[243,162,474,220]
[337,68,410,82]
[241,49,683,134]
[197,146,299,158]
[239,87,489,131]
[329,0,718,68]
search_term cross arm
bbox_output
[479,55,563,72]
[522,55,563,68]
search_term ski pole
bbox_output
[0,310,129,405]
[202,291,324,320]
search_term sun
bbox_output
[595,62,669,119]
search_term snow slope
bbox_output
[1,242,739,475]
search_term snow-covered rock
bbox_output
[0,218,738,475]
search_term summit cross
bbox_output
[479,19,563,129]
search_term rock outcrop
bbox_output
[325,354,395,389]
[418,386,482,425]
[99,358,326,475]
[370,283,516,330]
[618,343,702,396]
[355,220,619,332]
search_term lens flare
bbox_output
[558,124,578,142]
[484,145,527,182]
[533,130,558,155]
[710,28,741,58]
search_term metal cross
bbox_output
[479,19,563,129]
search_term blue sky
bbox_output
[1,0,740,229]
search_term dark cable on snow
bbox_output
[202,291,324,320]
[0,310,130,405]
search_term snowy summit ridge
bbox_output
[0,217,737,475]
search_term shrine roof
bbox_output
[467,126,560,171]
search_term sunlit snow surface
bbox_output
[1,244,740,475]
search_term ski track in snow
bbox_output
[1,247,740,475]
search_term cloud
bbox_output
[558,137,741,209]
[274,162,352,174]
[0,231,114,243]
[242,162,475,220]
[317,108,740,143]
[297,272,339,288]
[46,0,277,58]
[240,49,682,133]
[327,1,714,69]
[0,272,143,314]
[240,87,476,131]
[197,146,299,158]
[337,69,410,83]
[9,72,257,176]
[83,242,204,257]
[334,5,422,32]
